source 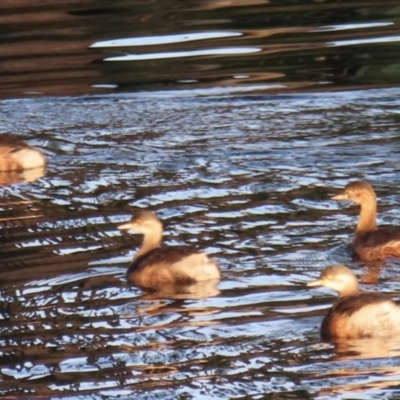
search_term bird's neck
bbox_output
[134,231,162,260]
[355,198,377,235]
[338,282,359,297]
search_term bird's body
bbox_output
[332,181,400,260]
[118,211,221,290]
[352,229,400,260]
[308,265,400,341]
[0,134,46,171]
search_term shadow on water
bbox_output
[1,89,400,398]
[1,0,400,97]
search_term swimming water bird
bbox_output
[118,211,221,290]
[331,181,400,260]
[307,265,400,341]
[0,134,46,171]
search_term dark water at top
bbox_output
[2,1,400,400]
[2,0,400,98]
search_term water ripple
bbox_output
[1,89,400,398]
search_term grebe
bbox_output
[332,181,400,260]
[118,211,221,290]
[307,265,400,340]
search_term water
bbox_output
[3,0,400,398]
[1,89,400,399]
[2,0,400,98]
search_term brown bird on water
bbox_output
[307,265,400,341]
[118,211,221,290]
[331,181,400,261]
[0,134,46,171]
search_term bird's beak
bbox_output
[307,279,324,287]
[331,192,349,201]
[118,222,134,231]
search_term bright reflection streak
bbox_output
[91,31,242,48]
[105,47,260,61]
[316,22,393,32]
[329,35,400,47]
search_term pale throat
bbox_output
[338,281,359,297]
[134,227,162,259]
[355,197,377,235]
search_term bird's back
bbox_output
[321,292,400,340]
[354,228,400,260]
[127,246,220,289]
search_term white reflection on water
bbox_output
[330,35,400,47]
[92,84,119,89]
[91,31,242,48]
[316,22,393,32]
[104,47,261,61]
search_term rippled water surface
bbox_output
[2,0,400,97]
[1,89,400,398]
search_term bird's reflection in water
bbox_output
[334,337,400,360]
[0,166,45,186]
[308,338,400,398]
[141,279,220,300]
[359,261,385,284]
[125,279,221,319]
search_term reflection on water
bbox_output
[334,338,400,359]
[0,166,45,187]
[1,89,400,398]
[2,0,400,97]
[90,32,243,48]
[302,338,400,397]
[140,279,221,300]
